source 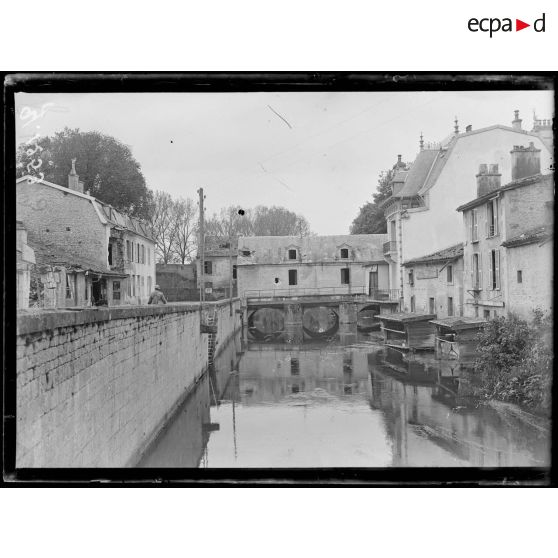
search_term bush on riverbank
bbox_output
[473,310,553,416]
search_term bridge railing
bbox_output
[244,286,401,301]
[244,286,368,299]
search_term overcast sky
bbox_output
[15,90,553,235]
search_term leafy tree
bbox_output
[350,163,409,234]
[16,127,152,219]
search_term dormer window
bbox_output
[340,248,349,259]
[241,249,251,256]
[288,249,297,260]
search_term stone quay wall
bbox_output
[16,299,241,467]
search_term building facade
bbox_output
[16,221,36,309]
[456,143,554,320]
[16,162,156,308]
[236,234,390,299]
[401,244,464,318]
[381,112,553,310]
[196,236,238,299]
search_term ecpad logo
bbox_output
[468,13,546,37]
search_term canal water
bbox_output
[138,328,550,468]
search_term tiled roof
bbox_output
[28,238,120,276]
[395,149,440,199]
[199,236,239,257]
[501,226,553,248]
[456,173,553,212]
[236,234,387,265]
[403,243,463,266]
[96,200,153,241]
[430,317,487,330]
[375,312,436,322]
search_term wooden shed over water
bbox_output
[430,317,486,364]
[375,312,436,350]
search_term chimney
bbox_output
[67,158,84,193]
[397,154,402,164]
[465,124,472,133]
[454,116,459,135]
[476,163,501,197]
[510,142,541,180]
[512,109,522,131]
[419,132,424,150]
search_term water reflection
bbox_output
[138,328,550,468]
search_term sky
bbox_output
[15,89,553,235]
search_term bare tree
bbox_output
[148,190,179,264]
[251,206,312,236]
[205,206,254,241]
[172,197,198,264]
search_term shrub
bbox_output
[473,310,553,415]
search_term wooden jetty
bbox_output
[430,317,486,363]
[375,312,437,351]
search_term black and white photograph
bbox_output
[6,75,554,479]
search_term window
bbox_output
[410,295,415,313]
[65,274,73,299]
[127,277,132,297]
[471,209,479,242]
[472,253,481,289]
[447,297,454,316]
[141,244,145,264]
[390,220,396,241]
[489,249,500,290]
[204,261,213,275]
[341,268,350,285]
[147,276,152,294]
[340,248,349,259]
[137,243,140,263]
[242,250,251,256]
[130,242,134,262]
[108,243,113,266]
[232,265,237,280]
[484,309,491,319]
[447,265,453,284]
[113,281,121,301]
[429,297,435,314]
[288,269,298,286]
[141,276,144,297]
[486,198,498,237]
[517,270,522,283]
[131,275,135,296]
[147,247,150,266]
[288,249,297,260]
[290,358,300,376]
[408,269,414,286]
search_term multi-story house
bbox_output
[381,112,553,310]
[236,234,392,300]
[196,236,238,299]
[16,160,156,308]
[456,143,554,320]
[401,243,464,317]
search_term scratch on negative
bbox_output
[267,105,292,129]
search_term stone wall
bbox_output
[16,299,241,467]
[17,179,109,272]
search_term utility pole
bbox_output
[228,209,233,316]
[197,188,205,304]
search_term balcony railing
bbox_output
[368,289,401,301]
[383,240,397,254]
